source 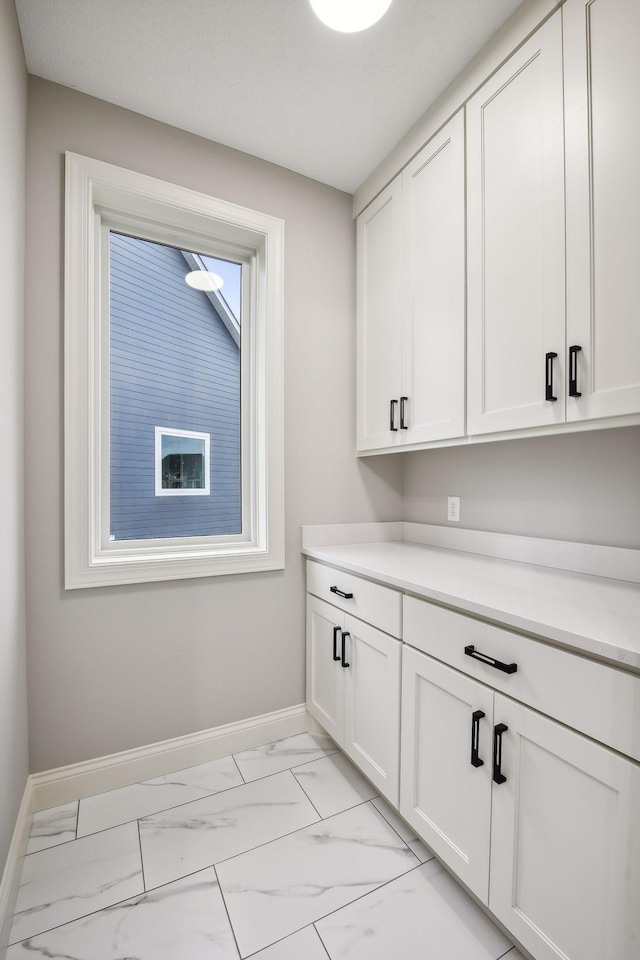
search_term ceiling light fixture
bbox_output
[309,0,393,33]
[185,270,224,292]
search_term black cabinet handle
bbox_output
[493,723,508,784]
[390,399,398,431]
[400,396,408,429]
[471,709,485,768]
[569,344,582,397]
[332,625,341,662]
[545,352,558,402]
[464,645,517,675]
[341,631,350,668]
[330,586,353,600]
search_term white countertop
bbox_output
[302,538,640,672]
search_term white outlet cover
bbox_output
[447,496,460,522]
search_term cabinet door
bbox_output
[306,595,344,743]
[490,695,640,960]
[399,647,493,902]
[342,614,401,804]
[467,13,566,435]
[564,0,640,421]
[400,111,466,444]
[356,177,403,452]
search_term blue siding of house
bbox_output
[109,233,241,540]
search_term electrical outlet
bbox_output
[447,496,460,522]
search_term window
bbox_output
[65,152,284,587]
[155,428,210,497]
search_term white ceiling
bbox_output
[15,0,523,193]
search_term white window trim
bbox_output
[154,427,211,497]
[65,151,284,588]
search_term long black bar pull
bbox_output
[400,396,409,429]
[464,645,517,675]
[569,345,582,397]
[332,626,341,662]
[493,723,508,784]
[390,399,398,431]
[545,352,558,402]
[330,586,353,599]
[471,710,485,768]
[341,631,350,668]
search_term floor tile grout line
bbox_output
[136,819,147,892]
[365,800,422,868]
[313,922,333,960]
[231,752,246,784]
[24,802,81,858]
[497,948,517,959]
[213,863,243,959]
[289,769,323,820]
[25,833,78,858]
[369,797,435,864]
[241,923,329,960]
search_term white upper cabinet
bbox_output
[401,112,466,444]
[356,178,403,451]
[356,1,640,454]
[357,113,466,453]
[467,12,566,436]
[564,0,640,421]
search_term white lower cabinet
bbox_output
[400,648,493,901]
[307,563,640,959]
[489,695,640,960]
[306,594,401,804]
[400,642,640,960]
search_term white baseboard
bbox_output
[0,781,33,957]
[31,704,309,812]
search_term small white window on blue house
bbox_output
[155,428,210,496]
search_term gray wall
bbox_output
[24,78,404,773]
[0,0,29,869]
[403,427,640,548]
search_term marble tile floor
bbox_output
[8,732,525,960]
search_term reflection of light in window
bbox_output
[184,270,224,292]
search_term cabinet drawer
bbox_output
[307,560,402,638]
[404,595,640,763]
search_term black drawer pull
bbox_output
[471,709,485,768]
[332,625,341,662]
[545,351,558,402]
[341,631,350,668]
[493,723,508,784]
[569,344,582,397]
[464,645,517,675]
[400,396,409,429]
[330,586,353,599]
[390,399,398,431]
